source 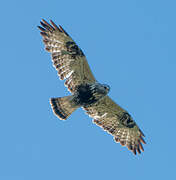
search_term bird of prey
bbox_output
[38,19,146,155]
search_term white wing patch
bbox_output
[65,70,74,79]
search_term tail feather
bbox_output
[50,96,78,120]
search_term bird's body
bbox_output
[73,83,110,106]
[38,19,146,155]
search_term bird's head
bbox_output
[95,83,110,96]
[89,82,110,97]
[102,84,110,94]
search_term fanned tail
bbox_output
[50,96,78,120]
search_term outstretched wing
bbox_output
[84,96,146,155]
[38,19,96,93]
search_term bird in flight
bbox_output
[38,19,146,155]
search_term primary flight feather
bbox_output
[38,19,146,155]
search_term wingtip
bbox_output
[41,19,48,24]
[138,140,144,152]
[40,19,55,31]
[59,25,69,36]
[50,19,60,31]
[132,148,137,155]
[40,31,48,37]
[140,129,145,137]
[136,145,141,154]
[140,136,146,144]
[37,25,45,32]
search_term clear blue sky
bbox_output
[0,0,176,179]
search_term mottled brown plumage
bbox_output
[38,19,146,155]
[38,19,96,93]
[84,96,145,155]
